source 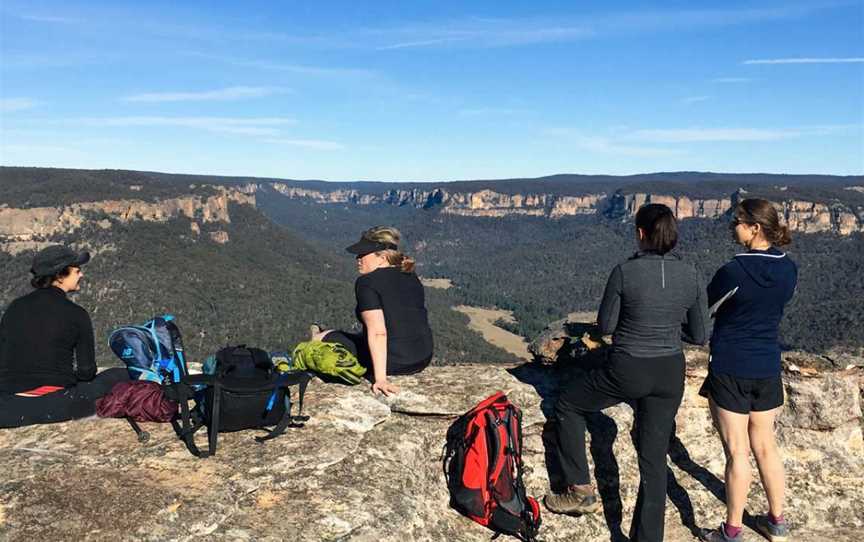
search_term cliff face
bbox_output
[0,360,861,541]
[0,187,254,254]
[267,184,864,235]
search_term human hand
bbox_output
[371,379,400,397]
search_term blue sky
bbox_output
[1,0,862,181]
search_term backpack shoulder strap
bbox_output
[255,371,313,443]
[166,374,214,458]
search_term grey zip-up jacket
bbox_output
[598,251,709,358]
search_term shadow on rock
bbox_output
[509,360,628,542]
[666,428,757,534]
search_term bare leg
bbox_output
[749,407,784,519]
[709,398,752,528]
[311,329,334,342]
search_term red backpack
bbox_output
[443,392,541,541]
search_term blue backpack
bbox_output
[108,315,189,385]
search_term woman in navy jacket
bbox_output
[699,199,797,542]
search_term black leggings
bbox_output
[0,368,130,428]
[555,350,685,542]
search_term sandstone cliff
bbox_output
[266,184,864,236]
[0,359,861,541]
[0,187,254,255]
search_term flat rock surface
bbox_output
[1,362,862,541]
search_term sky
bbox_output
[1,0,862,181]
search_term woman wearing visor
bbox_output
[311,226,433,397]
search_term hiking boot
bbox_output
[698,523,743,542]
[543,485,601,515]
[755,515,790,542]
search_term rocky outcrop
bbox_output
[0,361,861,541]
[0,187,255,254]
[264,184,864,235]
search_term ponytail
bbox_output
[735,198,792,247]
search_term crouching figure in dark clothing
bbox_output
[311,226,434,397]
[545,204,709,542]
[0,245,128,428]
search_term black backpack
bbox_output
[165,345,312,458]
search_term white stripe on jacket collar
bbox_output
[735,252,786,258]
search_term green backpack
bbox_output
[291,341,367,385]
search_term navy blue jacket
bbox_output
[708,247,797,379]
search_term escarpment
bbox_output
[267,183,864,235]
[0,187,254,254]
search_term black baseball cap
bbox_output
[345,238,397,257]
[30,245,91,277]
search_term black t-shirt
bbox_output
[0,287,97,393]
[355,267,433,374]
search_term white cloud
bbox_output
[18,14,81,24]
[682,96,711,105]
[712,77,751,83]
[183,53,376,78]
[122,86,289,103]
[262,138,345,150]
[744,57,864,65]
[74,116,297,136]
[626,125,858,142]
[458,107,528,117]
[543,128,684,158]
[371,4,835,50]
[0,98,41,112]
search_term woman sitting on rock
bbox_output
[0,245,128,428]
[545,203,709,542]
[698,199,797,542]
[311,226,433,397]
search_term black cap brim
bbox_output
[345,239,383,257]
[74,251,91,267]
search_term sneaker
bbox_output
[755,514,790,542]
[698,523,743,542]
[543,485,602,515]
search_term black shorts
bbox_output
[699,371,784,414]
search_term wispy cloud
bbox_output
[183,52,376,78]
[122,86,289,103]
[682,96,711,105]
[74,116,297,136]
[0,98,41,113]
[371,4,837,50]
[18,14,81,24]
[626,125,857,142]
[712,77,751,83]
[544,129,684,158]
[458,107,529,117]
[744,57,864,64]
[262,138,345,150]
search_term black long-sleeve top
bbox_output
[598,251,709,358]
[0,287,97,393]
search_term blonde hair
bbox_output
[362,225,416,273]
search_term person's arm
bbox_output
[706,264,736,308]
[360,309,398,396]
[74,308,97,381]
[597,265,623,335]
[683,275,709,345]
[355,278,399,396]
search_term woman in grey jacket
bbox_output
[545,204,709,542]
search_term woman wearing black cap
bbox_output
[311,226,434,397]
[0,245,128,428]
